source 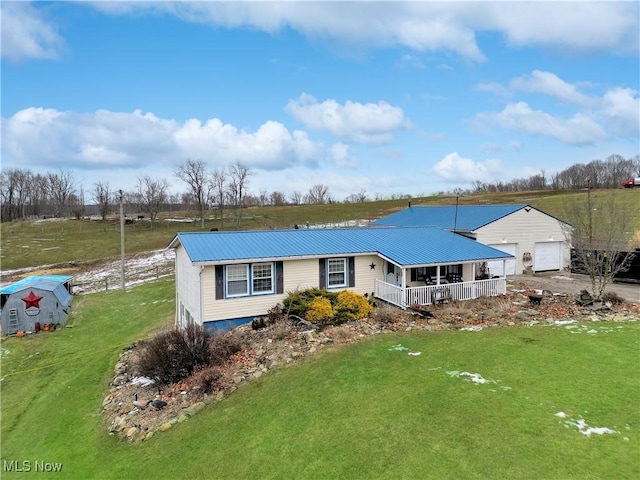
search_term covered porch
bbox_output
[373,259,508,309]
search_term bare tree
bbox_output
[563,190,635,300]
[228,162,251,228]
[304,184,329,205]
[270,190,287,206]
[47,169,75,218]
[175,159,209,229]
[93,182,111,221]
[290,191,303,206]
[137,175,169,226]
[210,168,226,229]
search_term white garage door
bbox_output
[534,242,562,271]
[487,243,517,277]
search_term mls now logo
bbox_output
[3,460,63,473]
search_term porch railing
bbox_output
[374,277,507,309]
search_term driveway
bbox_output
[509,272,639,304]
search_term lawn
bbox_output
[1,279,638,479]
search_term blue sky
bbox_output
[2,1,639,200]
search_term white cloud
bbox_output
[1,2,64,61]
[328,143,359,168]
[87,2,639,60]
[511,70,593,106]
[600,87,640,137]
[484,2,639,54]
[432,152,502,183]
[1,107,323,172]
[476,102,607,145]
[285,93,407,144]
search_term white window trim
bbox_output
[327,257,347,288]
[251,262,274,295]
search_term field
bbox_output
[1,279,639,479]
[2,189,639,272]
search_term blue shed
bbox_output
[0,275,74,334]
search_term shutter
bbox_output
[215,266,224,299]
[319,258,326,289]
[275,261,284,294]
[348,257,355,287]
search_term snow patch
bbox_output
[556,411,618,437]
[131,376,156,387]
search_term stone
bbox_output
[126,427,139,438]
[177,414,188,423]
[159,422,172,432]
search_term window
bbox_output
[252,263,273,294]
[226,264,249,296]
[327,258,347,287]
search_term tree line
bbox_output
[2,153,638,223]
[468,154,639,194]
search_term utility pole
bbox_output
[586,178,593,247]
[119,189,125,291]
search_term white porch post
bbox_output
[401,267,407,307]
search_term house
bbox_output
[1,275,74,334]
[168,226,514,330]
[372,204,570,276]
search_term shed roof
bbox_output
[0,275,73,307]
[169,226,513,267]
[372,204,529,231]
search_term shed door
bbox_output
[487,244,517,277]
[534,242,562,271]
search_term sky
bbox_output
[1,1,639,201]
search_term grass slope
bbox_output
[1,279,638,479]
[3,189,639,271]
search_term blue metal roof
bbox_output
[169,226,513,267]
[0,275,73,306]
[372,205,527,230]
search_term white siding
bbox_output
[475,208,569,274]
[200,255,385,324]
[175,245,202,325]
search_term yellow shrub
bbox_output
[305,296,335,325]
[336,290,374,321]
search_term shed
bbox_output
[1,275,74,334]
[373,205,571,275]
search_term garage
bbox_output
[534,242,563,271]
[487,243,517,276]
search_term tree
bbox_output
[137,175,169,226]
[175,159,209,229]
[290,191,303,206]
[93,182,111,221]
[304,184,329,205]
[47,169,75,218]
[563,189,635,300]
[211,168,227,229]
[228,162,251,228]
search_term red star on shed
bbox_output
[21,291,44,309]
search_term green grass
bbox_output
[3,188,639,271]
[1,279,638,479]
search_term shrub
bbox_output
[373,304,399,323]
[209,331,243,366]
[305,296,335,326]
[136,323,211,385]
[283,288,338,318]
[335,290,374,322]
[602,291,625,305]
[192,366,223,393]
